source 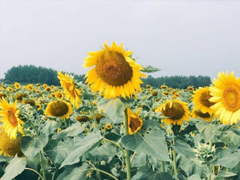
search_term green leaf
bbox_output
[97,98,125,124]
[21,133,48,158]
[217,170,237,178]
[56,163,89,180]
[217,150,240,168]
[1,156,27,180]
[60,131,103,168]
[42,120,58,135]
[141,65,161,73]
[54,122,86,139]
[121,120,170,161]
[172,139,196,159]
[187,174,201,180]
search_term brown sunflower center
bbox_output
[195,110,211,118]
[7,109,18,126]
[96,51,133,86]
[49,101,69,117]
[129,116,142,132]
[162,102,185,120]
[200,91,215,107]
[223,86,240,112]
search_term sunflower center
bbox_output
[200,91,215,107]
[49,101,69,117]
[223,86,240,112]
[129,116,142,132]
[7,109,18,126]
[195,110,210,118]
[162,102,185,120]
[96,51,133,86]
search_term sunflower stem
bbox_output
[124,108,131,180]
[90,98,98,132]
[161,161,166,172]
[25,167,44,180]
[172,136,178,175]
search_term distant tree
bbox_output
[142,75,211,89]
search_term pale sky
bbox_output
[0,0,240,80]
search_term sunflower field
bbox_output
[1,42,240,180]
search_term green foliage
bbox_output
[142,75,212,88]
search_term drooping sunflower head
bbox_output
[127,107,143,135]
[14,93,26,101]
[44,100,73,120]
[0,93,7,100]
[155,99,190,125]
[192,87,215,115]
[151,90,158,96]
[0,131,22,157]
[75,115,90,122]
[83,42,147,99]
[14,82,21,89]
[26,84,34,91]
[58,72,82,109]
[161,85,168,89]
[192,108,213,122]
[209,71,240,125]
[0,98,24,139]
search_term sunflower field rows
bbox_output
[1,42,240,180]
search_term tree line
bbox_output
[142,75,212,89]
[3,65,211,88]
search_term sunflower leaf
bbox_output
[141,65,161,73]
[1,155,27,180]
[56,162,89,180]
[97,98,125,124]
[121,120,170,161]
[21,133,48,158]
[59,131,103,168]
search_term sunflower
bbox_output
[162,91,169,96]
[192,108,213,122]
[55,91,64,99]
[0,98,24,139]
[14,82,21,89]
[44,100,73,120]
[0,93,7,100]
[187,86,194,91]
[161,85,168,89]
[7,87,13,92]
[105,123,113,130]
[0,131,22,157]
[127,107,143,135]
[192,87,215,115]
[83,42,146,99]
[75,115,90,122]
[155,99,190,125]
[36,103,42,111]
[26,84,34,91]
[151,90,158,96]
[209,71,240,125]
[58,72,82,109]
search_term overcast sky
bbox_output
[0,1,240,81]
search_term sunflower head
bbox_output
[0,93,7,100]
[0,98,24,139]
[0,131,22,157]
[127,107,143,135]
[58,72,82,109]
[162,91,169,96]
[75,115,90,122]
[7,87,13,92]
[83,42,146,99]
[14,82,21,89]
[192,87,215,115]
[151,91,158,96]
[192,108,213,122]
[187,86,194,91]
[209,71,240,125]
[161,85,168,89]
[36,103,42,111]
[26,84,34,91]
[105,123,113,130]
[55,91,64,99]
[44,100,73,120]
[23,99,36,107]
[15,93,26,101]
[156,99,190,125]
